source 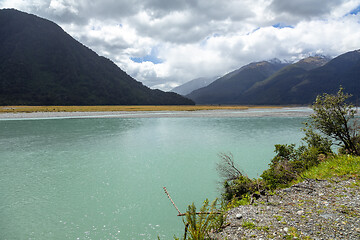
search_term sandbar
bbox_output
[0,107,313,120]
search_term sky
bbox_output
[1,0,360,91]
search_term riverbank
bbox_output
[0,105,254,113]
[211,154,360,239]
[0,107,313,119]
[212,177,360,239]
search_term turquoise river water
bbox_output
[0,109,310,239]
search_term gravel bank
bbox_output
[0,107,313,120]
[212,178,360,240]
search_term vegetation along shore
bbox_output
[168,88,360,240]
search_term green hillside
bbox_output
[0,9,194,105]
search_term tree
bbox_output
[308,87,359,155]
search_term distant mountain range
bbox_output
[187,59,289,104]
[187,51,360,105]
[0,9,194,105]
[171,76,218,96]
[2,9,359,106]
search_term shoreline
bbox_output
[0,107,313,120]
[212,178,360,239]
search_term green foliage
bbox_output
[222,175,259,201]
[302,124,333,154]
[224,194,251,210]
[218,142,326,200]
[217,153,265,203]
[241,221,256,229]
[260,144,299,189]
[301,155,360,180]
[176,199,222,240]
[309,87,359,155]
[260,143,328,189]
[219,123,336,200]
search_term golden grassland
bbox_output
[0,105,284,113]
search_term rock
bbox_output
[296,210,304,215]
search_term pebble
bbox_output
[296,210,304,215]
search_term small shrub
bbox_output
[261,143,328,189]
[222,175,258,201]
[260,144,300,189]
[292,147,321,171]
[177,199,222,240]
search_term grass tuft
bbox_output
[300,155,360,180]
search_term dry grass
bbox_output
[0,105,265,113]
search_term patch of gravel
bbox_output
[0,107,313,119]
[212,178,360,239]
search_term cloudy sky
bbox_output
[1,0,360,91]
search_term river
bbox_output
[0,108,311,239]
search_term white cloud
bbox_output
[1,0,360,91]
[49,0,78,15]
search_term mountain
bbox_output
[0,9,194,105]
[292,55,331,70]
[242,56,332,104]
[186,60,289,104]
[171,76,218,95]
[187,51,360,106]
[242,52,359,105]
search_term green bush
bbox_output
[260,144,300,189]
[222,175,258,201]
[302,124,333,154]
[260,143,328,189]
